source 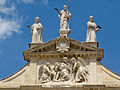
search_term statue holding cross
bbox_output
[58,5,71,30]
[55,5,72,38]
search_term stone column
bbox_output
[25,59,37,84]
[89,58,97,84]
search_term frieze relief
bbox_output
[38,57,89,84]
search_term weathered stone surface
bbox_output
[0,10,119,90]
[0,38,120,90]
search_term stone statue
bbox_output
[58,5,71,30]
[30,17,43,43]
[86,16,98,42]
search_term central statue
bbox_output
[58,5,71,29]
[56,5,72,38]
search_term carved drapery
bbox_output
[38,57,88,84]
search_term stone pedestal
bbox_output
[59,29,71,38]
[29,43,42,48]
[84,42,98,47]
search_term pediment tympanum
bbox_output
[23,38,103,61]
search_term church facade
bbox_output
[0,5,120,90]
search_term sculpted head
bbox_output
[55,62,59,66]
[63,5,67,11]
[46,62,50,67]
[35,17,39,23]
[78,57,83,60]
[63,57,68,63]
[90,16,94,22]
[54,62,60,68]
[71,57,76,64]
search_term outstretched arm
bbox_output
[27,25,33,34]
[27,25,31,28]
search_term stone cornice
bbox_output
[23,38,103,61]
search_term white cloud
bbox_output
[0,0,22,40]
[0,0,6,5]
[0,0,49,41]
[17,0,49,5]
[20,0,34,4]
[42,0,48,5]
[0,0,16,15]
[0,16,21,40]
[0,6,15,15]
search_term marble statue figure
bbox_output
[31,17,43,43]
[58,5,71,30]
[86,16,98,42]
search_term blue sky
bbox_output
[0,0,120,79]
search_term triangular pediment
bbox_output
[24,38,58,53]
[23,38,103,61]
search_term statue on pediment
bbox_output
[58,5,71,30]
[86,16,98,42]
[27,17,43,43]
[55,5,71,38]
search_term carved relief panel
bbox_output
[37,57,89,85]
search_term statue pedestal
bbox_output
[59,29,71,38]
[84,42,99,47]
[29,43,42,48]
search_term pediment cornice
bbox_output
[23,38,103,61]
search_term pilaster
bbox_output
[89,58,97,84]
[25,59,37,84]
